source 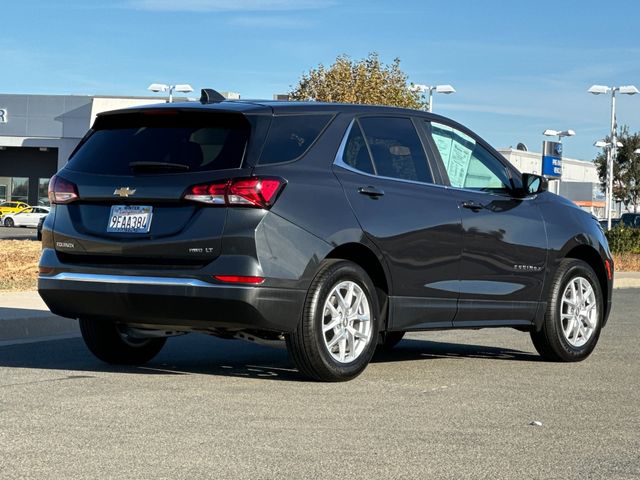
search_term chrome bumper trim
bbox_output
[43,272,218,288]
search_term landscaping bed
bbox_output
[0,240,42,291]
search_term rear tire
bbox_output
[79,318,166,365]
[530,259,603,362]
[286,260,380,382]
[4,218,14,227]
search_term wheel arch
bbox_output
[324,242,392,331]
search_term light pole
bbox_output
[588,84,639,230]
[411,84,456,112]
[594,139,624,229]
[148,83,194,103]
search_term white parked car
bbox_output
[2,207,50,227]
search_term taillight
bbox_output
[184,181,227,205]
[48,175,79,204]
[184,177,285,208]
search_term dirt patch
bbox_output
[0,240,42,291]
[613,253,640,273]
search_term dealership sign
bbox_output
[542,140,562,178]
[0,108,7,123]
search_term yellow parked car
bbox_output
[0,201,30,217]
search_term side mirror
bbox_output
[522,173,548,195]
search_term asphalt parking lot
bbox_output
[0,226,37,240]
[0,289,638,480]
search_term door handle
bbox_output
[461,200,483,211]
[358,186,385,197]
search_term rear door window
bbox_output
[341,122,375,175]
[258,114,333,165]
[67,111,250,175]
[358,117,432,183]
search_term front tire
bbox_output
[531,259,603,362]
[286,260,380,382]
[79,318,166,365]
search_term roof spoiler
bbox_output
[200,88,226,104]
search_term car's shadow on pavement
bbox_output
[0,332,541,382]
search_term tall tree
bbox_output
[289,53,426,109]
[594,126,640,213]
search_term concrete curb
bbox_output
[613,272,640,289]
[1,274,639,346]
[0,291,79,345]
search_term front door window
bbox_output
[428,122,511,192]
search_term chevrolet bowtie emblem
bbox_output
[113,187,136,197]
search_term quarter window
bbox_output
[358,117,432,183]
[259,114,333,164]
[428,122,511,191]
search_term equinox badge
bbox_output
[114,187,136,197]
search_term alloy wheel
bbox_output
[560,276,598,348]
[321,280,372,363]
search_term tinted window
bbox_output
[429,122,510,191]
[341,123,375,175]
[67,111,250,175]
[359,117,432,183]
[11,178,29,203]
[259,114,333,164]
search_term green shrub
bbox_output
[605,225,640,254]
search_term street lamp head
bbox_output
[634,148,640,154]
[616,141,624,148]
[174,84,194,93]
[544,129,575,138]
[618,85,639,95]
[435,84,456,94]
[148,83,169,93]
[588,85,610,95]
[594,140,609,148]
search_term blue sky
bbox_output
[2,0,639,160]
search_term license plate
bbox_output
[107,205,153,233]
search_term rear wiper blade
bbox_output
[129,161,190,171]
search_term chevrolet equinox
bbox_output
[38,89,614,381]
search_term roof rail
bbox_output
[200,88,226,104]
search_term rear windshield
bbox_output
[67,110,250,175]
[258,114,333,165]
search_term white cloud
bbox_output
[127,0,335,11]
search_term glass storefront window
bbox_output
[38,178,50,206]
[11,177,29,203]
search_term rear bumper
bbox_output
[38,273,306,333]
